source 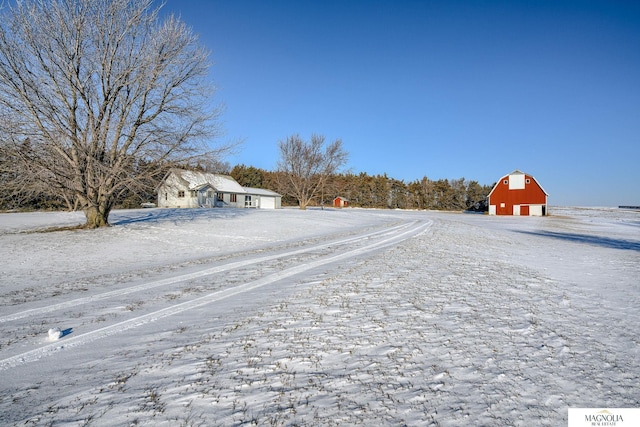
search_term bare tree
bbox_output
[277,134,348,210]
[0,0,231,227]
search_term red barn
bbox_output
[487,170,548,216]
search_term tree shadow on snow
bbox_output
[513,230,640,252]
[110,208,253,226]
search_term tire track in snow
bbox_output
[0,220,432,371]
[0,221,415,324]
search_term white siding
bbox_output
[157,173,198,208]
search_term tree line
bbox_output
[230,164,494,211]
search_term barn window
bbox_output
[500,203,505,208]
[503,179,508,185]
[526,179,530,184]
[178,191,185,198]
[230,194,237,203]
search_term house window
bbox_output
[165,193,168,201]
[216,192,223,201]
[503,180,508,185]
[230,194,237,203]
[190,190,196,197]
[207,190,213,198]
[178,191,185,198]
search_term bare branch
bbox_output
[277,134,348,209]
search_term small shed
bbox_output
[487,170,548,216]
[333,197,349,208]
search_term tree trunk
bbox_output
[83,205,111,228]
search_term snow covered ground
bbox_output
[0,206,638,426]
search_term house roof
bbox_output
[170,169,247,193]
[243,187,281,197]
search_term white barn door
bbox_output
[513,205,521,216]
[529,205,543,216]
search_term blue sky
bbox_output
[162,0,640,206]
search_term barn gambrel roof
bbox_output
[487,170,549,197]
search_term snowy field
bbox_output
[0,206,638,426]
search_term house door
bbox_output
[198,189,214,207]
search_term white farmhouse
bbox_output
[157,169,281,209]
